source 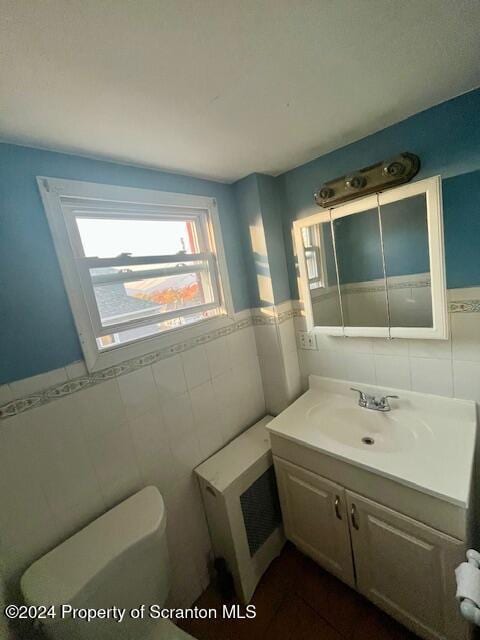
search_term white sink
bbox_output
[267,376,477,507]
[307,402,431,453]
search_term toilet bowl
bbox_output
[21,486,196,640]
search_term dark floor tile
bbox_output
[287,554,366,637]
[178,542,420,640]
[179,554,287,640]
[353,601,419,640]
[264,593,344,640]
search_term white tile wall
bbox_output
[301,348,346,380]
[408,335,452,359]
[345,352,376,385]
[0,325,265,608]
[189,381,225,460]
[88,422,144,505]
[278,319,297,355]
[283,348,302,399]
[254,304,302,415]
[117,366,160,420]
[373,354,411,390]
[204,335,230,378]
[181,346,210,389]
[227,327,257,366]
[410,356,454,397]
[254,324,280,358]
[152,354,187,398]
[372,337,409,356]
[452,313,480,361]
[453,360,480,403]
[75,379,127,440]
[296,288,480,403]
[259,351,286,389]
[161,391,196,441]
[5,294,479,609]
[255,323,286,414]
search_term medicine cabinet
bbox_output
[293,176,448,339]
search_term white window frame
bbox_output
[301,224,327,292]
[38,177,234,371]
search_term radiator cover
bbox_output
[195,416,285,603]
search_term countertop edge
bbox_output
[267,427,470,510]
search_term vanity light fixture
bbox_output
[314,152,420,208]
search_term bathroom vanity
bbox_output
[267,376,477,640]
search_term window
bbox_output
[301,225,326,290]
[38,178,233,371]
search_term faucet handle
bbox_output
[376,394,399,411]
[350,387,369,405]
[350,387,366,398]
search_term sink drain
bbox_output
[362,436,375,445]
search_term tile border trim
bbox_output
[449,300,480,313]
[0,306,299,421]
[311,277,432,301]
[2,297,478,421]
[251,307,301,325]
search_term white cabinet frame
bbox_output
[293,176,448,340]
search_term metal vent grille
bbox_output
[240,466,282,557]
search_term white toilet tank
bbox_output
[21,486,170,640]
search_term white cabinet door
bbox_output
[346,490,467,640]
[274,456,355,587]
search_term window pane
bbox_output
[90,261,214,327]
[302,226,324,288]
[76,217,199,257]
[305,248,322,285]
[302,222,342,327]
[97,307,220,350]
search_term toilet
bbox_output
[21,486,196,640]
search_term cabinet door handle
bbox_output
[351,504,359,530]
[334,495,342,520]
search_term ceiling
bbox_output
[1,1,479,183]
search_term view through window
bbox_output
[74,214,221,350]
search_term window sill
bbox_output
[83,310,240,373]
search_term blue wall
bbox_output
[333,194,430,284]
[2,89,480,384]
[280,89,480,297]
[256,174,291,304]
[233,174,268,308]
[233,173,291,306]
[0,144,250,383]
[443,170,480,289]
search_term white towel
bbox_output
[456,562,480,606]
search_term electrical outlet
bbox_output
[298,331,317,350]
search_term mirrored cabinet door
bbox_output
[332,207,389,329]
[381,193,433,328]
[294,176,448,340]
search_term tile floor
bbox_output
[178,543,419,640]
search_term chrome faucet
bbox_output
[350,388,399,412]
